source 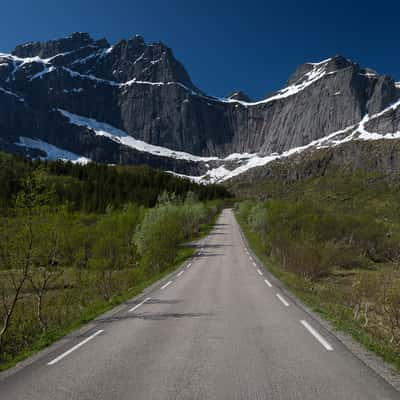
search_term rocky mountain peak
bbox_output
[91,36,197,88]
[323,55,354,72]
[12,32,109,59]
[287,55,354,86]
[130,34,145,45]
[227,91,252,102]
[4,32,197,91]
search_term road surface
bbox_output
[0,209,398,399]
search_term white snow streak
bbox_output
[218,58,336,106]
[29,66,56,81]
[58,109,218,162]
[57,96,400,184]
[185,99,400,183]
[0,86,25,102]
[15,137,91,164]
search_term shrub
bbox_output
[248,203,269,244]
[134,203,185,273]
[235,200,255,223]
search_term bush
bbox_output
[235,200,255,223]
[133,194,218,274]
[133,203,184,273]
[89,205,144,299]
[240,197,395,279]
[248,203,269,244]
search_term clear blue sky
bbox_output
[1,0,399,100]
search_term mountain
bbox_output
[0,32,399,182]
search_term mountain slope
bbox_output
[0,32,399,180]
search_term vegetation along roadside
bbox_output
[0,152,230,371]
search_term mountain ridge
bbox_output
[0,32,399,182]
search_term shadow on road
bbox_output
[129,312,213,321]
[126,299,182,306]
[201,244,231,248]
[194,253,223,258]
[95,312,213,323]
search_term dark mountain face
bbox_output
[0,33,399,180]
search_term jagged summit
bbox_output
[131,34,145,44]
[12,32,110,59]
[287,55,351,86]
[227,91,252,102]
[2,32,197,90]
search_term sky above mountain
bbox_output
[1,0,399,100]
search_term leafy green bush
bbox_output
[133,203,184,272]
[133,193,215,273]
[89,205,144,299]
[235,200,255,223]
[240,195,395,279]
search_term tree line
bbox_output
[0,152,231,212]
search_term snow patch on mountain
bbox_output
[15,136,91,164]
[57,96,400,184]
[0,86,25,102]
[198,127,354,183]
[71,48,107,65]
[58,109,219,162]
[184,99,400,183]
[351,99,400,141]
[219,58,336,106]
[29,65,56,81]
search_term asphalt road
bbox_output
[0,209,399,399]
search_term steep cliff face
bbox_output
[0,33,399,180]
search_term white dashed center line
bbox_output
[276,293,290,307]
[177,270,184,277]
[264,278,272,287]
[129,297,151,313]
[257,269,263,276]
[161,280,173,290]
[47,330,104,366]
[300,320,334,351]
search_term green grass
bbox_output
[236,214,400,372]
[0,218,217,373]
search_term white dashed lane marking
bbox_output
[300,320,334,351]
[47,330,104,366]
[276,293,290,307]
[129,297,151,313]
[161,281,173,290]
[264,279,272,287]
